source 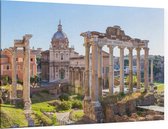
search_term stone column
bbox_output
[23,45,31,110]
[23,35,32,111]
[11,47,17,104]
[144,48,149,92]
[150,58,154,92]
[150,58,154,84]
[98,46,102,97]
[136,47,141,91]
[84,42,91,100]
[108,45,114,95]
[91,38,99,104]
[119,46,125,93]
[72,69,74,86]
[128,47,133,93]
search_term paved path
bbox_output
[137,105,164,113]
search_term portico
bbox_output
[81,25,150,122]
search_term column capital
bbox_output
[127,47,134,51]
[143,47,149,51]
[97,44,103,50]
[136,47,141,51]
[83,42,91,48]
[108,45,115,49]
[118,46,125,50]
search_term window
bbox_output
[16,58,18,61]
[31,58,33,62]
[7,65,9,70]
[61,53,63,60]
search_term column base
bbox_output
[83,100,104,123]
[24,100,32,111]
[149,83,154,92]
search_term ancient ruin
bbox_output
[11,34,32,111]
[81,26,151,122]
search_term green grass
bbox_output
[1,84,23,91]
[69,110,84,122]
[155,83,164,93]
[0,104,28,128]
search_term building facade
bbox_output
[41,21,80,83]
[0,48,37,85]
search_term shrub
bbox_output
[51,114,59,126]
[59,93,70,101]
[71,100,82,109]
[32,102,55,112]
[35,111,52,126]
[69,110,84,121]
[57,101,71,111]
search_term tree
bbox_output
[1,75,11,85]
[30,75,39,88]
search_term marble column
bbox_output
[144,48,149,92]
[91,39,99,104]
[84,42,90,100]
[23,45,31,110]
[11,47,17,104]
[128,47,133,93]
[150,58,154,92]
[98,46,102,97]
[119,46,125,93]
[150,59,154,84]
[108,45,114,95]
[71,69,73,85]
[136,47,141,91]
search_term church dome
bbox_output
[51,20,68,42]
[52,31,67,41]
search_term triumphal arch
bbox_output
[81,25,149,122]
[11,34,32,111]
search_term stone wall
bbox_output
[136,94,155,106]
[103,93,155,122]
[83,100,104,123]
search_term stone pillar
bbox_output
[91,38,99,104]
[128,47,133,93]
[11,47,17,104]
[150,58,154,92]
[98,46,102,97]
[84,42,91,100]
[150,59,154,84]
[23,45,31,110]
[69,69,71,85]
[144,48,149,92]
[72,69,75,86]
[108,45,114,95]
[119,46,125,93]
[136,47,141,91]
[23,35,32,111]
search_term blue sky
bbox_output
[1,0,164,56]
